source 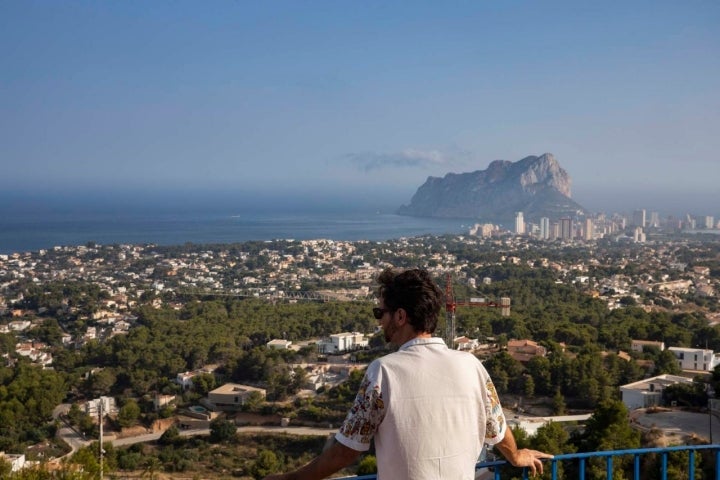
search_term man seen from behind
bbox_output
[264,267,552,479]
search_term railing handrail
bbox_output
[342,444,720,480]
[550,444,720,460]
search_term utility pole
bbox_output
[710,404,713,444]
[99,399,104,480]
[709,395,714,444]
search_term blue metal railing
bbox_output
[344,444,720,479]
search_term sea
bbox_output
[0,209,471,255]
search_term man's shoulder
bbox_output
[380,342,482,365]
[369,349,415,370]
[445,348,484,364]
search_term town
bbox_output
[1,210,720,477]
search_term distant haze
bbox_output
[574,187,719,218]
[1,185,716,222]
[0,188,407,217]
[1,2,718,215]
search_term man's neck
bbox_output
[393,330,432,346]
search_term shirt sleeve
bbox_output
[482,371,507,446]
[335,362,386,452]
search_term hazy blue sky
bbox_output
[1,1,718,213]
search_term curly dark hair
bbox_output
[376,267,444,334]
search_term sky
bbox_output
[1,1,718,215]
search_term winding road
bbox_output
[54,403,336,456]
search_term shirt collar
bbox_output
[398,336,447,351]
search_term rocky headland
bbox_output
[397,153,587,223]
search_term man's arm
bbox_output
[262,440,362,480]
[493,427,554,476]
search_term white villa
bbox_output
[318,332,368,354]
[620,374,694,410]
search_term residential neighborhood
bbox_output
[1,227,718,369]
[0,225,719,476]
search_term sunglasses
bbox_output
[372,307,392,320]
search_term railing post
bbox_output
[634,453,640,480]
[579,458,586,480]
[689,450,695,480]
[661,452,668,480]
[715,449,720,480]
[551,459,558,480]
[606,456,613,479]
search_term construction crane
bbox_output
[444,273,510,349]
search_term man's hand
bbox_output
[494,428,554,477]
[507,448,554,476]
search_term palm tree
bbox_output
[141,457,161,480]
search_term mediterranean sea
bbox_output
[0,210,470,255]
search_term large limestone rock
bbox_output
[397,153,586,222]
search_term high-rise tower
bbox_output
[632,209,646,228]
[584,218,594,241]
[540,217,550,240]
[515,212,525,235]
[560,217,573,240]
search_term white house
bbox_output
[8,320,31,331]
[620,374,694,410]
[154,394,176,411]
[267,339,293,350]
[0,452,26,472]
[85,396,118,417]
[318,332,368,354]
[174,365,218,390]
[631,340,665,353]
[454,336,480,351]
[668,347,720,372]
[207,383,266,411]
[176,371,199,390]
[15,342,53,367]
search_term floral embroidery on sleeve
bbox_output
[338,372,386,446]
[484,377,506,442]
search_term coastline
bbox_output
[0,211,468,255]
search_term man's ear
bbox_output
[395,307,408,326]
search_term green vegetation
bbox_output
[1,236,720,477]
[0,361,68,452]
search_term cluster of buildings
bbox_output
[452,331,720,413]
[0,310,137,369]
[184,335,720,417]
[620,341,720,410]
[1,228,718,369]
[1,224,716,320]
[1,225,719,424]
[151,346,367,415]
[0,212,718,473]
[502,209,720,243]
[268,332,369,354]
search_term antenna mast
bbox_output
[99,399,104,480]
[444,273,511,350]
[445,273,456,349]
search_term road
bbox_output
[111,424,336,446]
[53,404,88,459]
[511,408,720,441]
[57,414,337,450]
[57,408,590,451]
[633,409,720,442]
